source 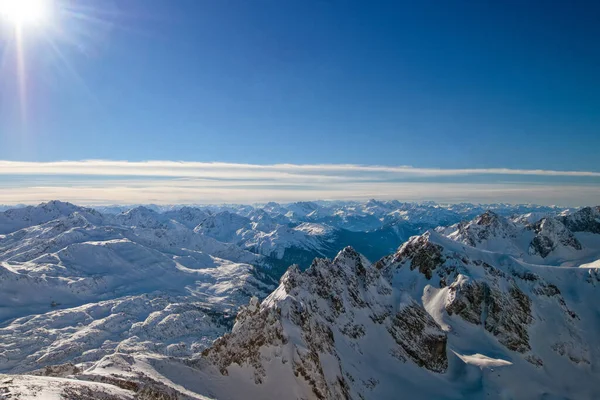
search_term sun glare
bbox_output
[0,0,50,27]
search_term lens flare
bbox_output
[0,0,126,133]
[0,0,49,27]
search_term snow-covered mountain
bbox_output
[86,200,566,232]
[0,200,87,234]
[436,210,524,253]
[4,221,599,399]
[528,217,582,258]
[0,201,275,375]
[437,207,600,265]
[194,211,251,242]
[1,200,599,399]
[194,234,600,399]
[559,205,600,234]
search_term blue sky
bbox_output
[0,0,599,205]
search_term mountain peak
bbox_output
[529,217,583,257]
[203,243,448,399]
[475,210,500,226]
[37,200,84,216]
[123,205,157,215]
[0,200,85,234]
[335,245,360,259]
[40,200,77,209]
[560,206,600,234]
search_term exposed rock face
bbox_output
[386,231,594,367]
[444,211,519,247]
[204,296,288,382]
[530,235,559,258]
[559,206,600,234]
[388,301,447,372]
[197,226,600,399]
[203,247,448,399]
[393,234,535,355]
[446,277,532,353]
[393,233,445,279]
[438,208,598,260]
[3,206,600,400]
[528,217,582,257]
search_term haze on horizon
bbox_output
[0,0,598,205]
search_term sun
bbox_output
[0,0,50,27]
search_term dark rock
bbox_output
[395,234,445,279]
[387,302,448,373]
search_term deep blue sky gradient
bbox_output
[1,0,599,170]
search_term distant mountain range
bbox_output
[0,200,599,399]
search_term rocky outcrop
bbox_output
[388,301,447,372]
[393,233,445,279]
[559,206,600,234]
[443,211,519,247]
[203,247,449,399]
[528,217,582,257]
[445,276,533,353]
[198,223,600,398]
[203,296,287,382]
[3,206,600,400]
[439,208,593,260]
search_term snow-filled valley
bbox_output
[0,200,599,399]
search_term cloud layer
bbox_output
[0,160,598,206]
[1,160,600,178]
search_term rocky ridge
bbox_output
[1,203,599,399]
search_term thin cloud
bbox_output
[0,160,599,178]
[0,161,598,206]
[0,180,597,206]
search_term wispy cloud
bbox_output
[0,160,599,178]
[0,160,598,206]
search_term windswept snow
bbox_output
[579,259,600,268]
[452,351,513,369]
[0,200,599,399]
[0,374,136,399]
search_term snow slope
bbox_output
[0,202,275,374]
[184,233,600,399]
[437,208,600,266]
[6,221,598,399]
[1,201,598,399]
